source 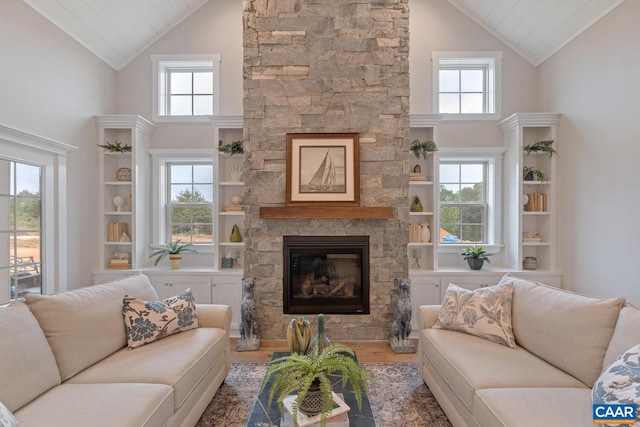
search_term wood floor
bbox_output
[229,338,418,363]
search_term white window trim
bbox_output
[149,149,217,254]
[151,54,221,123]
[0,123,76,295]
[432,51,502,121]
[437,148,505,254]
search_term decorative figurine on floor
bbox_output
[237,278,260,351]
[389,278,415,353]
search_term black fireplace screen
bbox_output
[283,236,370,314]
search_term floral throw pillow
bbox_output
[123,288,199,350]
[0,402,17,427]
[592,344,640,422]
[433,283,516,348]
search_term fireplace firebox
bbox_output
[283,236,370,315]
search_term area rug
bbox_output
[196,362,452,427]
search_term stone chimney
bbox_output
[242,0,410,339]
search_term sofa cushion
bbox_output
[0,401,18,427]
[474,388,593,427]
[434,283,516,348]
[603,304,640,370]
[123,288,199,349]
[0,301,61,412]
[421,328,587,412]
[593,344,640,418]
[66,326,227,411]
[498,273,625,387]
[15,383,173,427]
[25,274,159,381]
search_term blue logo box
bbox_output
[593,404,637,424]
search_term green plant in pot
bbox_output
[262,341,369,426]
[149,240,198,270]
[409,139,438,159]
[461,245,491,270]
[523,166,547,182]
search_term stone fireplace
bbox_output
[242,0,410,340]
[283,235,370,315]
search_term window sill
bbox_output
[438,244,503,254]
[440,113,502,121]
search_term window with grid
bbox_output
[439,66,486,114]
[432,52,502,120]
[439,161,487,244]
[167,163,214,245]
[166,67,213,116]
[152,55,220,123]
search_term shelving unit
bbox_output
[216,126,245,270]
[408,115,442,272]
[96,115,155,270]
[500,113,560,272]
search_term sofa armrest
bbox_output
[196,304,232,332]
[417,305,441,330]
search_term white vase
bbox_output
[420,224,431,243]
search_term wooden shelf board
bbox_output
[260,206,393,219]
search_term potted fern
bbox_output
[149,240,197,270]
[262,341,369,426]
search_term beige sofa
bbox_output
[0,274,231,427]
[418,274,639,427]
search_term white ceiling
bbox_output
[22,0,624,70]
[446,0,625,66]
[22,0,211,70]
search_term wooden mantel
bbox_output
[259,206,394,219]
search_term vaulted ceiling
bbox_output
[22,0,624,70]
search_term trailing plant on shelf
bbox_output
[218,140,244,156]
[523,140,555,157]
[97,141,131,154]
[460,245,491,270]
[149,240,198,268]
[523,166,547,182]
[262,341,369,426]
[409,139,438,159]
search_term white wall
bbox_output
[537,1,640,304]
[116,0,244,150]
[410,0,537,147]
[0,1,116,289]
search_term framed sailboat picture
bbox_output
[286,133,360,206]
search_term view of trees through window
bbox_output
[439,161,486,243]
[168,163,213,244]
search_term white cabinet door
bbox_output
[409,277,441,336]
[147,274,212,303]
[211,275,242,336]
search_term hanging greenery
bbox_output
[409,139,438,159]
[523,140,555,157]
[97,141,131,153]
[218,140,244,155]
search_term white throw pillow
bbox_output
[0,401,18,427]
[122,288,199,349]
[434,283,516,348]
[592,344,640,421]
